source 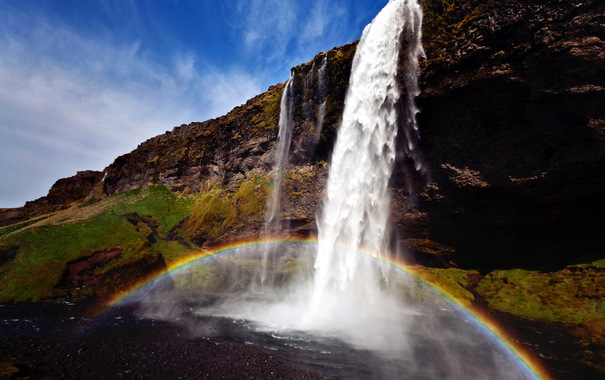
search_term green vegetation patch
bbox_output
[250,84,284,133]
[0,216,50,238]
[476,267,605,323]
[184,176,269,242]
[109,184,192,235]
[0,185,196,301]
[0,212,144,301]
[410,266,478,307]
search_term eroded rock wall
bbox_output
[410,0,605,270]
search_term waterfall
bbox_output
[241,0,425,351]
[307,0,424,326]
[260,75,294,285]
[314,56,328,143]
[303,62,316,121]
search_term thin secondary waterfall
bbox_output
[260,75,294,285]
[308,0,424,322]
[314,56,328,143]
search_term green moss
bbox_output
[476,268,605,323]
[185,189,239,240]
[248,83,284,133]
[184,176,269,242]
[0,216,50,238]
[171,258,262,292]
[110,185,192,235]
[233,177,267,217]
[0,185,196,301]
[0,212,144,301]
[153,240,195,265]
[171,262,214,290]
[411,266,478,307]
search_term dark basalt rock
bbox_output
[411,0,605,271]
[62,248,124,289]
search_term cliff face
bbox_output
[0,1,603,375]
[412,0,605,270]
[94,0,605,272]
[0,170,104,226]
[101,43,357,198]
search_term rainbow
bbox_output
[105,237,551,380]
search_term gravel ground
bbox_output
[1,301,601,379]
[0,302,328,380]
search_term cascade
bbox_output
[314,56,328,143]
[260,75,294,285]
[303,62,316,121]
[308,0,424,324]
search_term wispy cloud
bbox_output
[297,0,350,59]
[232,0,374,75]
[0,4,261,207]
[234,0,298,63]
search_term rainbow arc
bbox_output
[105,238,551,380]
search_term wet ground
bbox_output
[0,300,601,379]
[0,301,326,379]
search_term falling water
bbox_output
[308,0,423,321]
[314,56,328,143]
[260,75,294,285]
[303,62,316,121]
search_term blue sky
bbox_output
[0,0,388,208]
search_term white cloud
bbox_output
[0,0,383,207]
[0,6,262,207]
[199,70,264,117]
[235,0,298,62]
[300,0,331,45]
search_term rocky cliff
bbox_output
[0,170,104,226]
[411,0,605,270]
[101,42,357,197]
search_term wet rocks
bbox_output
[410,0,605,270]
[59,247,170,297]
[62,248,124,289]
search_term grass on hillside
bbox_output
[0,212,143,301]
[0,185,195,301]
[184,176,269,242]
[409,266,478,307]
[0,216,51,238]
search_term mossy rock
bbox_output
[476,267,605,323]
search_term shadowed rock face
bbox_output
[61,247,170,297]
[410,0,605,270]
[63,248,124,289]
